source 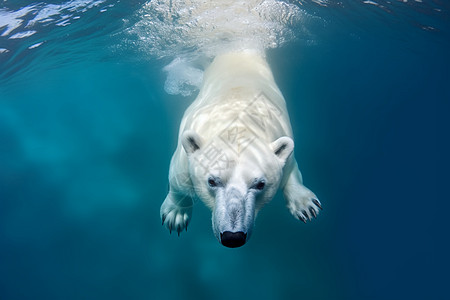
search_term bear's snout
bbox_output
[220,231,247,248]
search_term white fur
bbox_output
[160,51,321,244]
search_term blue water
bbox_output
[0,1,447,299]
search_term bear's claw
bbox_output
[297,213,307,223]
[312,198,322,210]
[296,203,321,223]
[309,207,317,218]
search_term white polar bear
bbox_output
[160,51,322,248]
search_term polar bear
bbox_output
[160,51,322,248]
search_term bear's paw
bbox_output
[160,193,193,236]
[284,183,322,223]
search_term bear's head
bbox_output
[181,130,294,248]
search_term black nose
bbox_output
[220,231,247,248]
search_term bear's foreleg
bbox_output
[160,161,194,236]
[282,161,322,223]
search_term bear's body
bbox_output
[161,51,321,247]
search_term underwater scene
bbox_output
[0,0,447,299]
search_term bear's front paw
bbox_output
[160,193,193,236]
[284,184,322,223]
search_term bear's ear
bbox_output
[181,130,203,155]
[270,136,294,165]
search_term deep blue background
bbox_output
[0,1,447,299]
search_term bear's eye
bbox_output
[255,181,265,190]
[208,178,217,187]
